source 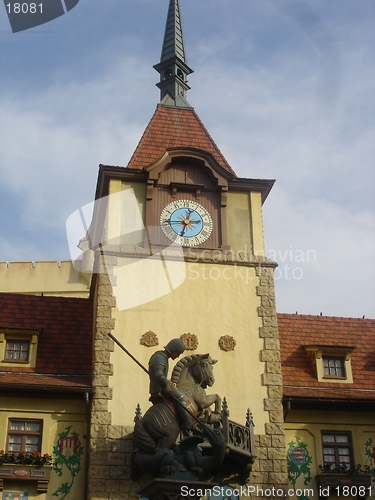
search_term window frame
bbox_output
[7,418,43,453]
[322,355,346,379]
[4,339,31,363]
[0,329,40,368]
[321,431,354,471]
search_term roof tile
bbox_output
[278,313,375,401]
[0,292,93,390]
[127,105,237,176]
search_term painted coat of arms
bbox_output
[289,444,308,465]
[287,436,313,500]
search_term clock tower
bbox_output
[88,0,287,498]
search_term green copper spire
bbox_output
[154,0,193,108]
[160,0,186,63]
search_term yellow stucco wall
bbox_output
[227,191,265,256]
[106,180,146,247]
[0,396,87,499]
[0,260,90,297]
[227,191,253,254]
[108,257,268,431]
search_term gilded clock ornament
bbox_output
[160,199,213,247]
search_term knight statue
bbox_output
[148,338,194,434]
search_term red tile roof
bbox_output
[0,373,91,390]
[0,293,93,391]
[278,313,375,401]
[127,105,237,176]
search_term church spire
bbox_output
[153,0,193,108]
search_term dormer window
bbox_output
[0,329,40,369]
[305,346,354,383]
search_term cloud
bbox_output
[264,189,375,317]
[0,0,374,317]
[185,9,375,317]
[0,54,153,247]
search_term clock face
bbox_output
[160,200,213,247]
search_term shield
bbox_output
[59,435,78,457]
[289,446,307,465]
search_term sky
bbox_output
[0,0,374,318]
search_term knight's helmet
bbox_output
[164,338,185,355]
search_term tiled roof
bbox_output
[278,313,375,401]
[0,373,91,390]
[0,293,93,391]
[127,105,237,176]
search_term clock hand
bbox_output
[164,219,202,225]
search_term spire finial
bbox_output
[153,0,193,108]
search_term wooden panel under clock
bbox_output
[149,187,221,249]
[159,164,217,190]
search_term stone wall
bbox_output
[248,265,288,497]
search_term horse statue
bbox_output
[171,353,221,423]
[133,353,222,475]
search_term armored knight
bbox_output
[148,338,194,433]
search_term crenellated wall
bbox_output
[0,260,91,297]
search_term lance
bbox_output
[108,332,203,427]
[108,332,149,376]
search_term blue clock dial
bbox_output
[160,200,213,246]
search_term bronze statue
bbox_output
[134,421,226,480]
[172,425,226,479]
[109,333,255,482]
[134,350,223,476]
[148,338,194,434]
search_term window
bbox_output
[5,339,30,362]
[304,345,354,383]
[7,419,43,453]
[0,329,39,368]
[322,432,353,470]
[323,356,345,378]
